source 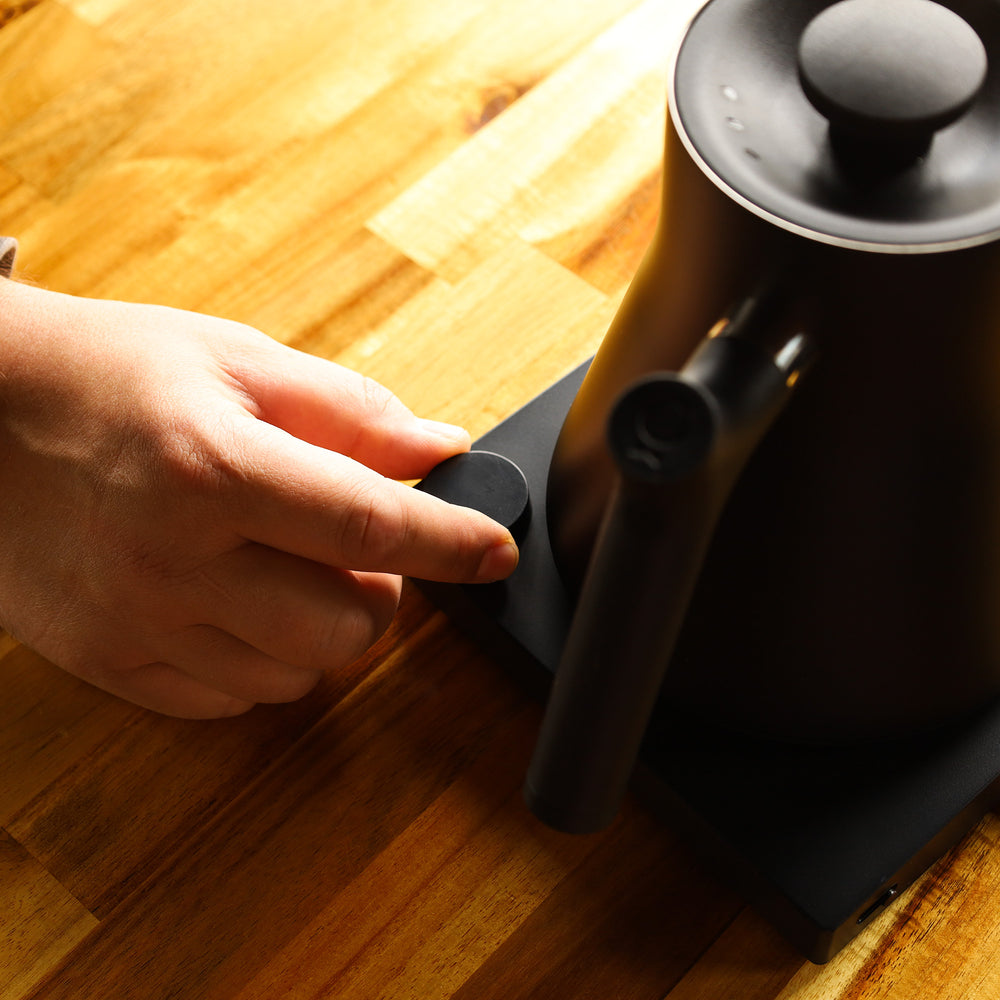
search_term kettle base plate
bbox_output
[415,361,1000,964]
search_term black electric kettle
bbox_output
[525,0,1000,833]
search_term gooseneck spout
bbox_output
[524,297,812,834]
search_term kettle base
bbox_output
[415,362,1000,964]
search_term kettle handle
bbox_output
[524,297,812,834]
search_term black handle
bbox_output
[525,301,811,834]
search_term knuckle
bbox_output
[338,374,404,459]
[359,374,398,424]
[156,416,241,497]
[123,399,257,505]
[337,483,411,569]
[294,612,366,673]
[450,517,490,569]
[118,536,184,587]
[296,578,399,672]
[424,507,493,581]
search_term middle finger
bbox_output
[183,542,401,672]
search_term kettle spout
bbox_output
[525,300,812,834]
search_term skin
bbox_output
[0,278,518,718]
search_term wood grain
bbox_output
[2,1,1000,997]
[0,829,98,999]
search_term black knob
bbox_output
[417,450,531,537]
[798,0,987,152]
[608,377,717,484]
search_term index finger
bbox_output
[227,422,519,583]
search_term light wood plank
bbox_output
[369,0,698,288]
[0,829,98,1000]
[10,0,648,318]
[333,242,615,435]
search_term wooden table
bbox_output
[3,1,1000,996]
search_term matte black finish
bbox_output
[416,0,1000,965]
[798,0,987,147]
[526,318,810,833]
[670,0,1000,247]
[547,0,1000,743]
[415,369,1000,962]
[416,450,530,536]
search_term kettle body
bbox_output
[544,0,1000,744]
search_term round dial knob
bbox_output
[798,0,988,148]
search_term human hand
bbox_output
[0,279,517,717]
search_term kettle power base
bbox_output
[414,362,1000,964]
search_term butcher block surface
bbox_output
[2,1,1000,997]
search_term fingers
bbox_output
[152,625,325,705]
[87,633,320,719]
[86,660,256,720]
[184,543,401,671]
[229,422,520,583]
[79,553,397,716]
[98,546,402,716]
[225,343,472,480]
[213,334,519,582]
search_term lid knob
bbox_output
[798,0,988,156]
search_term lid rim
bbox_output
[669,0,1000,255]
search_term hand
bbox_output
[0,279,517,717]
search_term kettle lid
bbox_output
[672,0,1000,251]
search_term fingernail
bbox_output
[418,419,471,447]
[476,537,520,583]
